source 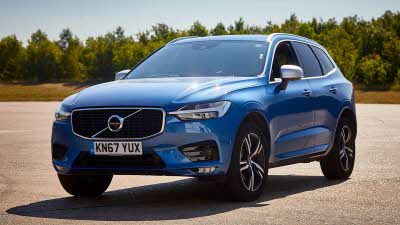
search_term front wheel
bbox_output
[320,117,356,179]
[224,121,268,201]
[58,174,113,197]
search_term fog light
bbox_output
[52,143,68,160]
[197,167,216,174]
[55,165,69,172]
[179,141,219,162]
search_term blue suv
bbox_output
[52,34,357,201]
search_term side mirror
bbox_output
[115,70,130,80]
[279,65,304,90]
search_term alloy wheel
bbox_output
[339,125,354,171]
[239,133,265,191]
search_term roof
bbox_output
[169,35,270,44]
[169,33,319,46]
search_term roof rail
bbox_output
[167,36,198,45]
[267,33,317,44]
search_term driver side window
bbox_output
[270,42,300,82]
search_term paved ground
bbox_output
[0,102,399,225]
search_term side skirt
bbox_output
[269,152,326,168]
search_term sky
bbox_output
[1,0,399,43]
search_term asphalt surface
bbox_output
[0,102,399,225]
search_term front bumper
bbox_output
[51,110,242,177]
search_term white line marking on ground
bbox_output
[0,130,32,134]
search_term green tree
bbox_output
[151,23,177,41]
[381,37,400,84]
[137,31,150,45]
[263,21,280,34]
[1,11,400,89]
[210,22,228,36]
[114,26,126,44]
[295,23,315,39]
[245,25,263,34]
[58,28,73,51]
[81,36,114,80]
[281,14,299,33]
[188,21,208,36]
[26,30,62,81]
[356,55,390,87]
[0,35,26,81]
[113,41,143,70]
[317,27,358,82]
[310,18,322,34]
[58,29,87,81]
[228,17,245,34]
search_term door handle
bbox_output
[303,89,312,97]
[329,87,337,94]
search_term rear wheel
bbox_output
[225,121,268,201]
[58,174,113,197]
[320,117,356,179]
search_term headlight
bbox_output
[55,106,70,121]
[169,101,231,120]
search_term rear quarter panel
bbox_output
[307,69,354,151]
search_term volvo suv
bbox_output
[52,34,357,201]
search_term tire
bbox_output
[58,174,113,197]
[196,176,218,182]
[224,120,269,201]
[320,117,356,179]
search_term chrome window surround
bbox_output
[127,34,334,81]
[70,107,166,140]
[266,37,337,84]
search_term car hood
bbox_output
[63,76,261,111]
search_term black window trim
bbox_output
[310,45,335,75]
[270,41,300,82]
[268,39,336,84]
[307,44,325,75]
[291,41,324,78]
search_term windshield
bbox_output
[125,40,268,79]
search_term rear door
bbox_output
[306,45,342,150]
[291,42,335,153]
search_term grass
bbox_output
[0,83,87,101]
[1,82,400,103]
[354,90,400,104]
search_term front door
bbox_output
[267,41,315,162]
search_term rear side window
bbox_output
[291,42,323,77]
[311,46,335,74]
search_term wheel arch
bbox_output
[237,102,272,156]
[337,105,357,138]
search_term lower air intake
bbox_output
[179,141,219,162]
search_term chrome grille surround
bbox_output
[70,107,166,140]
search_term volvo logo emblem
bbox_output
[108,115,124,132]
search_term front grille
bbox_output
[73,152,165,169]
[72,108,164,139]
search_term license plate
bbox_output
[92,142,143,155]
